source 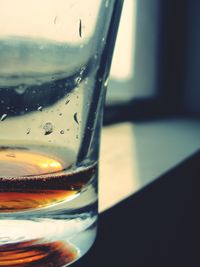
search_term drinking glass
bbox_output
[0,0,123,266]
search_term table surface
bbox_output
[73,148,200,267]
[99,118,200,211]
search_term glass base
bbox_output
[0,215,97,266]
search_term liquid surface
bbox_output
[0,239,78,267]
[0,147,96,212]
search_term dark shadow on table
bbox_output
[72,150,200,267]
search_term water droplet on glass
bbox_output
[84,78,88,85]
[75,77,82,86]
[60,130,65,134]
[73,113,79,125]
[54,16,58,24]
[43,122,53,135]
[98,77,103,82]
[6,106,10,110]
[1,114,7,121]
[1,100,4,104]
[15,85,27,95]
[104,76,109,87]
[65,99,70,105]
[102,37,105,42]
[59,113,63,116]
[80,66,86,76]
[26,128,31,134]
[79,19,82,38]
[37,106,43,111]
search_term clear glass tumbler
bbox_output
[0,0,123,266]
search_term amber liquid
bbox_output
[0,147,96,212]
[0,239,78,267]
[0,146,96,266]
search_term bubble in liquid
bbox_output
[43,122,54,135]
[0,237,11,243]
[1,114,7,121]
[37,106,43,111]
[60,130,65,134]
[6,153,16,158]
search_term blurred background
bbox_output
[99,0,200,211]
